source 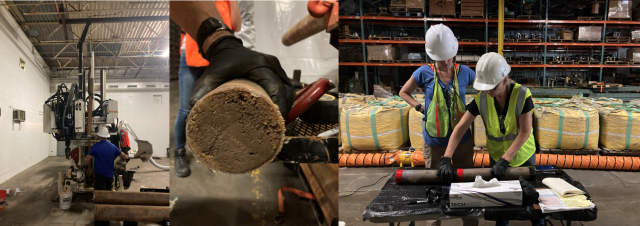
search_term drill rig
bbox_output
[43,49,165,200]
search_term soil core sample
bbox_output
[186,79,285,174]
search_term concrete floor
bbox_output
[339,167,640,226]
[168,80,321,225]
[0,156,170,226]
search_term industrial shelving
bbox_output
[339,0,640,94]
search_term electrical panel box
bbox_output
[74,100,85,133]
[43,104,55,133]
[106,100,118,123]
[13,109,25,122]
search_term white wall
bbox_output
[254,1,338,89]
[50,80,170,158]
[0,7,52,184]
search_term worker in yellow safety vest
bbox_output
[400,23,478,226]
[436,52,543,226]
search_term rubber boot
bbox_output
[174,148,191,177]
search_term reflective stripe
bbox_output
[514,85,528,132]
[345,110,354,149]
[487,133,518,142]
[370,107,381,150]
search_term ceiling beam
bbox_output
[22,8,168,15]
[19,16,170,25]
[52,66,168,70]
[35,38,167,45]
[0,2,167,6]
[47,56,169,60]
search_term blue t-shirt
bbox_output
[88,140,122,178]
[413,64,475,147]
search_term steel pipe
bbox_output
[94,191,169,206]
[94,204,170,222]
[395,167,533,184]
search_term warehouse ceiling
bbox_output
[2,1,169,79]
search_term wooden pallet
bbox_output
[635,39,640,44]
[339,36,361,40]
[507,60,516,64]
[577,16,602,20]
[460,15,485,19]
[630,61,640,65]
[489,15,515,19]
[608,17,632,21]
[397,60,425,63]
[388,5,406,13]
[517,61,543,64]
[578,40,602,42]
[605,37,631,43]
[549,39,574,43]
[364,13,392,16]
[605,61,630,65]
[490,38,515,43]
[406,7,425,12]
[368,36,392,40]
[517,15,542,20]
[600,146,640,156]
[579,83,623,88]
[394,12,424,17]
[368,59,396,63]
[429,14,456,18]
[540,147,601,155]
[516,39,542,43]
[549,61,576,65]
[461,39,479,42]
[577,61,600,65]
[393,36,423,41]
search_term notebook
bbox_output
[542,178,585,197]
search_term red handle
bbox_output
[286,78,332,125]
[307,0,334,18]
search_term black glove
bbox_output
[436,157,453,182]
[519,176,539,205]
[490,158,510,180]
[192,36,295,118]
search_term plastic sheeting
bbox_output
[254,1,338,91]
[363,168,597,223]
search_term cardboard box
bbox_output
[556,30,573,40]
[449,180,523,208]
[608,0,631,19]
[632,30,640,41]
[405,0,424,10]
[461,0,484,16]
[575,26,602,41]
[627,48,640,62]
[429,0,456,16]
[366,45,397,62]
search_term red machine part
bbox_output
[71,148,80,162]
[285,78,333,125]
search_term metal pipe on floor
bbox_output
[94,191,169,206]
[94,204,170,222]
[149,158,170,171]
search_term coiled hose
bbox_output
[340,151,640,171]
[150,158,170,171]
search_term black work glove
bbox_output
[519,176,539,205]
[436,157,453,182]
[490,158,510,180]
[191,36,295,118]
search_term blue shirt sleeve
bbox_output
[112,143,121,157]
[460,65,476,86]
[88,146,95,156]
[412,65,433,88]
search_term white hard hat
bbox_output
[474,52,511,91]
[425,24,458,61]
[98,126,110,138]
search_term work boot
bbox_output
[174,148,191,177]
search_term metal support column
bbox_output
[359,0,368,94]
[498,0,504,55]
[542,0,548,86]
[599,0,609,82]
[485,0,488,53]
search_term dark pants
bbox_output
[94,173,113,226]
[94,173,113,191]
[489,153,544,226]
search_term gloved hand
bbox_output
[436,157,453,182]
[192,36,295,118]
[490,158,510,180]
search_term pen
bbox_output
[407,200,428,205]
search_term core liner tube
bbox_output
[395,167,533,184]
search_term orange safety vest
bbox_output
[183,1,235,67]
[121,130,130,148]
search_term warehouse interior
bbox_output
[339,0,640,225]
[0,1,170,225]
[169,1,339,226]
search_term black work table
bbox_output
[363,168,597,224]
